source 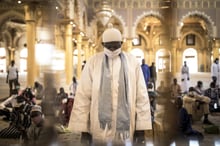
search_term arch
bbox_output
[183,48,198,73]
[111,12,126,30]
[0,10,24,28]
[178,10,215,37]
[136,31,150,49]
[180,30,205,48]
[133,11,164,30]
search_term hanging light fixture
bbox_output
[96,1,113,26]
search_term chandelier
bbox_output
[96,1,113,26]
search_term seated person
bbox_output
[0,89,19,121]
[194,81,205,95]
[0,95,32,139]
[175,97,203,140]
[170,78,182,99]
[182,87,213,125]
[21,88,36,105]
[157,80,169,96]
[204,82,220,112]
[24,105,57,145]
[33,81,44,99]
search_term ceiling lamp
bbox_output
[96,1,113,26]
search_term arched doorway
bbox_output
[0,47,6,73]
[130,48,144,65]
[183,48,198,73]
[156,49,171,73]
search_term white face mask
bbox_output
[104,48,121,58]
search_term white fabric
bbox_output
[0,95,17,109]
[181,65,190,93]
[211,62,220,85]
[7,65,18,80]
[68,51,152,141]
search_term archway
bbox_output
[156,49,171,73]
[130,48,144,65]
[0,47,6,72]
[183,48,198,73]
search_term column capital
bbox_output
[24,4,37,21]
[213,39,220,48]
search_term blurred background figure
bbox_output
[181,61,190,93]
[149,62,157,90]
[6,60,19,96]
[141,59,151,87]
[33,81,44,100]
[69,76,78,97]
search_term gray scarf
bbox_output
[99,53,130,132]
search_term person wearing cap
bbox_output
[68,23,152,144]
[24,105,57,145]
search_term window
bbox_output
[186,34,195,45]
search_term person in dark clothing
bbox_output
[149,62,157,90]
[147,82,157,122]
[141,59,151,87]
[204,82,220,112]
[176,97,204,141]
[24,105,57,146]
[0,96,32,139]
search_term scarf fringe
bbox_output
[115,131,130,141]
[100,122,112,130]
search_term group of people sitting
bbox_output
[0,78,77,145]
[146,77,220,142]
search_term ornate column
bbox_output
[65,24,73,84]
[24,4,37,86]
[171,40,177,75]
[126,39,133,52]
[213,39,220,60]
[76,34,82,78]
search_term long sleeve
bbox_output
[68,60,92,133]
[135,65,152,130]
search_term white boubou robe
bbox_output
[68,49,152,142]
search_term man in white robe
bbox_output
[68,24,152,144]
[211,58,220,87]
[181,61,190,93]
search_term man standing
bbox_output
[149,62,157,90]
[141,59,151,87]
[211,58,220,86]
[181,61,190,93]
[68,24,152,145]
[6,60,19,96]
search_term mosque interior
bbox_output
[0,0,220,145]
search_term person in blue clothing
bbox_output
[141,59,151,87]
